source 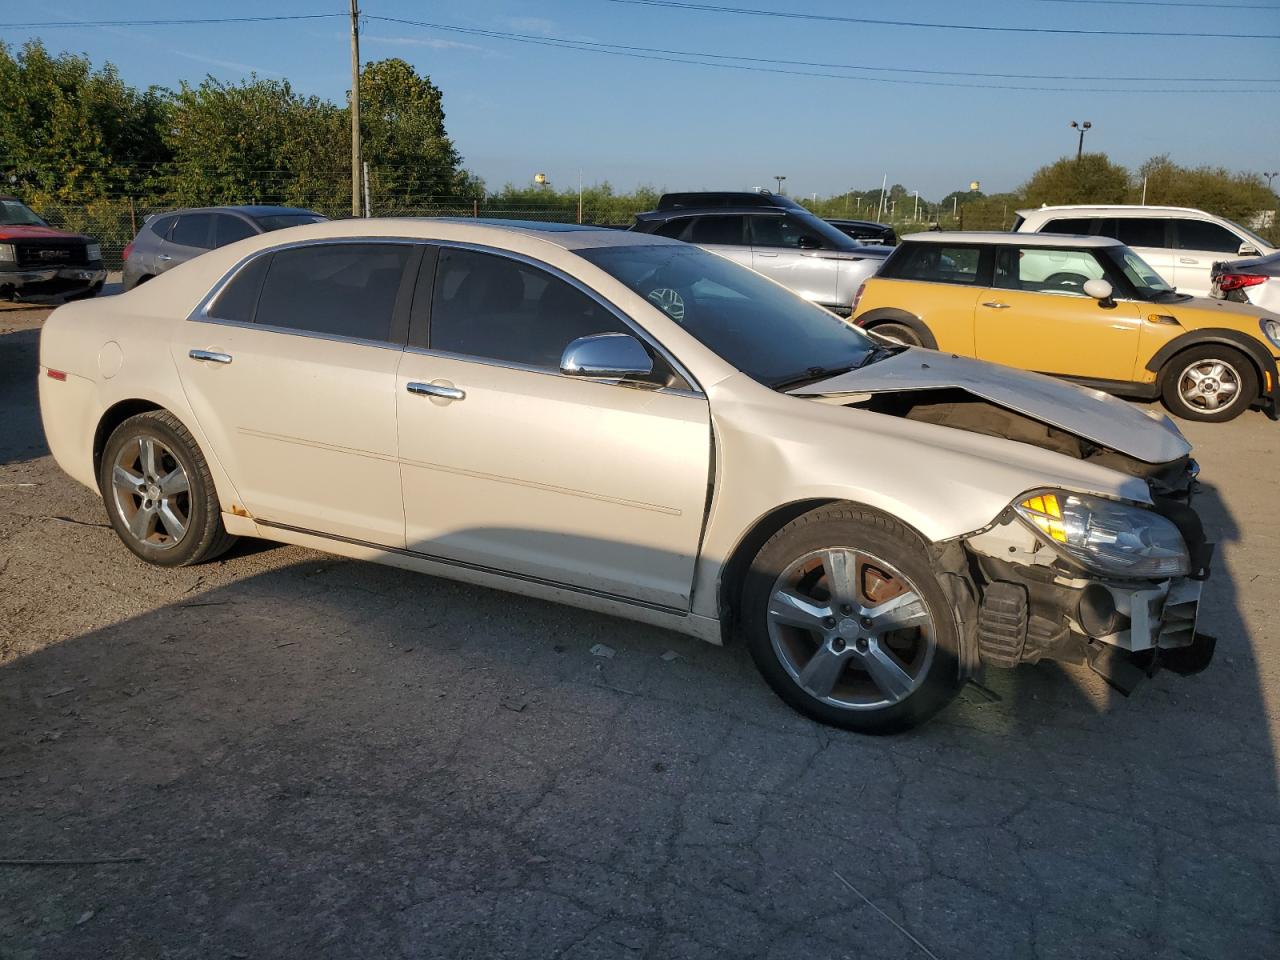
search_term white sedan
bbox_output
[39,219,1216,731]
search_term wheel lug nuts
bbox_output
[823,616,836,628]
[840,604,853,615]
[856,638,869,652]
[860,616,874,628]
[832,638,846,652]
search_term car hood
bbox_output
[789,348,1191,465]
[0,224,91,242]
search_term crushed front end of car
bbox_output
[958,456,1215,692]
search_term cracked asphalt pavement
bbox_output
[1,302,1278,959]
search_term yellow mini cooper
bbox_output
[852,232,1280,422]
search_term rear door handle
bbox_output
[756,251,779,258]
[407,381,465,401]
[981,301,1011,309]
[189,349,232,364]
[157,254,173,262]
[1179,258,1199,265]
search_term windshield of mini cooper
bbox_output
[1106,247,1179,299]
[0,200,48,227]
[580,244,879,388]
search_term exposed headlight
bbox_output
[1260,317,1280,349]
[85,242,102,262]
[0,243,14,263]
[1014,491,1189,578]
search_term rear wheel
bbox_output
[869,322,923,347]
[98,410,237,566]
[1160,346,1257,422]
[742,505,963,733]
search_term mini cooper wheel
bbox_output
[742,506,963,733]
[98,410,236,567]
[869,322,922,347]
[1161,346,1257,423]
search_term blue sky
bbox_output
[5,0,1278,199]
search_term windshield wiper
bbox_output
[771,365,852,391]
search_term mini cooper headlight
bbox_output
[1261,317,1280,350]
[1014,491,1189,579]
[85,242,102,262]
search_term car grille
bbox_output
[13,241,91,269]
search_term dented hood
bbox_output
[791,349,1191,464]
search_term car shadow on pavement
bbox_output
[2,513,1276,959]
[0,327,48,469]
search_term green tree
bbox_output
[359,58,472,207]
[1021,153,1131,207]
[0,40,170,204]
[1133,155,1275,224]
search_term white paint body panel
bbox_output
[38,218,1191,642]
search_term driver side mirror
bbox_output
[797,236,823,251]
[1083,278,1115,306]
[1239,243,1260,257]
[560,333,654,380]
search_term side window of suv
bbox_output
[170,213,213,250]
[688,215,746,246]
[1040,217,1097,236]
[148,215,176,240]
[749,214,824,249]
[1176,219,1242,254]
[653,217,692,240]
[884,244,983,285]
[1101,218,1168,249]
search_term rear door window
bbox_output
[148,215,176,240]
[206,255,272,324]
[652,217,693,240]
[170,213,213,249]
[689,215,747,246]
[1103,218,1168,249]
[1040,217,1097,236]
[884,244,984,285]
[254,243,413,343]
[1175,219,1242,253]
[749,214,825,249]
[212,214,257,248]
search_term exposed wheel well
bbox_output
[716,499,837,642]
[856,309,938,349]
[93,400,163,475]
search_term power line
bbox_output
[369,16,1280,92]
[0,14,345,29]
[1037,0,1277,7]
[600,0,1280,39]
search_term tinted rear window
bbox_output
[207,255,271,324]
[883,244,983,284]
[1040,217,1096,236]
[253,213,328,232]
[689,215,746,245]
[148,215,176,239]
[1176,219,1242,253]
[254,243,410,342]
[1103,218,1167,249]
[171,214,213,249]
[213,214,256,247]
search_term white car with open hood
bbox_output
[38,219,1216,732]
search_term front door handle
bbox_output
[981,301,1011,309]
[756,251,779,258]
[407,381,465,401]
[189,349,232,364]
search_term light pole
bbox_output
[1265,171,1279,190]
[774,175,786,194]
[912,189,919,222]
[1070,120,1092,160]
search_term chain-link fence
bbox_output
[31,199,637,270]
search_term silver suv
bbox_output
[631,194,889,316]
[122,205,327,291]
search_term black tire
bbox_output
[741,504,963,734]
[98,410,237,567]
[869,322,923,347]
[1160,345,1258,423]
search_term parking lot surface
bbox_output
[2,301,1278,959]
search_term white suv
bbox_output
[1014,205,1276,298]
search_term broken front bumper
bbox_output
[963,521,1216,694]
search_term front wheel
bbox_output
[741,505,963,733]
[868,322,923,347]
[1160,346,1257,422]
[98,410,237,567]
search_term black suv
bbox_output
[631,192,889,316]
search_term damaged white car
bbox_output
[38,220,1215,732]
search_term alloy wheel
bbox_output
[110,435,192,549]
[1178,358,1242,413]
[766,548,936,710]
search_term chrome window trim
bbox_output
[428,240,705,397]
[187,235,705,396]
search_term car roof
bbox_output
[153,205,323,218]
[902,231,1125,248]
[1016,205,1221,218]
[826,219,891,229]
[635,205,803,220]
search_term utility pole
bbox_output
[774,175,786,194]
[1070,120,1091,160]
[1265,171,1279,190]
[912,190,919,221]
[349,0,362,218]
[876,173,887,222]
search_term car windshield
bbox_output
[0,200,48,227]
[1106,247,1179,299]
[579,244,877,387]
[252,213,328,232]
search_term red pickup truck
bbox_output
[0,196,106,301]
